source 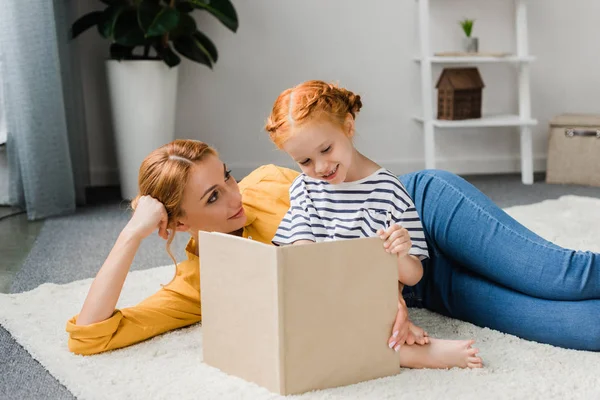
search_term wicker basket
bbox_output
[546,114,600,187]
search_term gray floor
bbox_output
[1,174,600,399]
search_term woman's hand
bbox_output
[377,224,411,258]
[388,295,430,350]
[76,196,168,326]
[125,195,170,240]
[388,300,410,351]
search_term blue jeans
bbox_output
[398,170,600,351]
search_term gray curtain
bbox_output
[0,0,89,220]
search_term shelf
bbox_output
[413,114,538,128]
[414,55,535,64]
[415,0,535,184]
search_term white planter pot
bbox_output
[106,60,179,200]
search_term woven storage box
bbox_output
[546,114,600,187]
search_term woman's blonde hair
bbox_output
[264,80,362,148]
[131,139,216,266]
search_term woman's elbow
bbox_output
[68,337,101,356]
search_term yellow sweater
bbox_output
[66,164,299,355]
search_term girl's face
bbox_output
[282,116,356,184]
[176,155,246,238]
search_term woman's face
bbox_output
[176,154,246,237]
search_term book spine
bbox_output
[275,248,287,394]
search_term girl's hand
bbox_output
[124,195,169,241]
[377,224,412,258]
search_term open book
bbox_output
[198,232,401,395]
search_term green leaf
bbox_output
[459,18,475,37]
[109,43,135,60]
[147,8,180,37]
[154,43,182,67]
[114,10,147,46]
[188,0,239,32]
[170,12,197,38]
[70,11,102,39]
[138,1,181,37]
[173,33,214,68]
[138,1,162,33]
[193,30,218,63]
[97,4,126,39]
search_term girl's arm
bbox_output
[75,196,169,326]
[396,254,424,286]
[272,180,317,246]
[378,224,424,285]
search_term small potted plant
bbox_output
[70,0,239,200]
[459,18,478,53]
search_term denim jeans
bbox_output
[398,169,600,351]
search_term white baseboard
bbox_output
[228,155,548,181]
[381,155,548,176]
[89,155,548,187]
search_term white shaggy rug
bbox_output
[1,195,600,400]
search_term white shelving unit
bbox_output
[415,0,537,185]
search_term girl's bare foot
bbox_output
[407,321,429,345]
[398,338,483,369]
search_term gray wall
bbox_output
[78,0,600,185]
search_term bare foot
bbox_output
[398,338,483,369]
[407,321,429,345]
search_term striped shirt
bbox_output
[273,168,429,260]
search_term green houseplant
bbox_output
[459,18,478,53]
[71,0,239,68]
[70,0,239,200]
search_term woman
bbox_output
[66,139,600,356]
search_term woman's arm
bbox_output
[76,196,169,326]
[75,229,142,325]
[67,281,201,355]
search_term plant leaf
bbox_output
[459,18,474,37]
[138,1,162,33]
[193,30,218,63]
[114,10,147,46]
[154,43,182,67]
[138,1,181,37]
[187,0,239,32]
[70,11,103,39]
[97,4,126,39]
[109,43,135,60]
[173,34,213,68]
[147,8,180,37]
[170,12,197,38]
